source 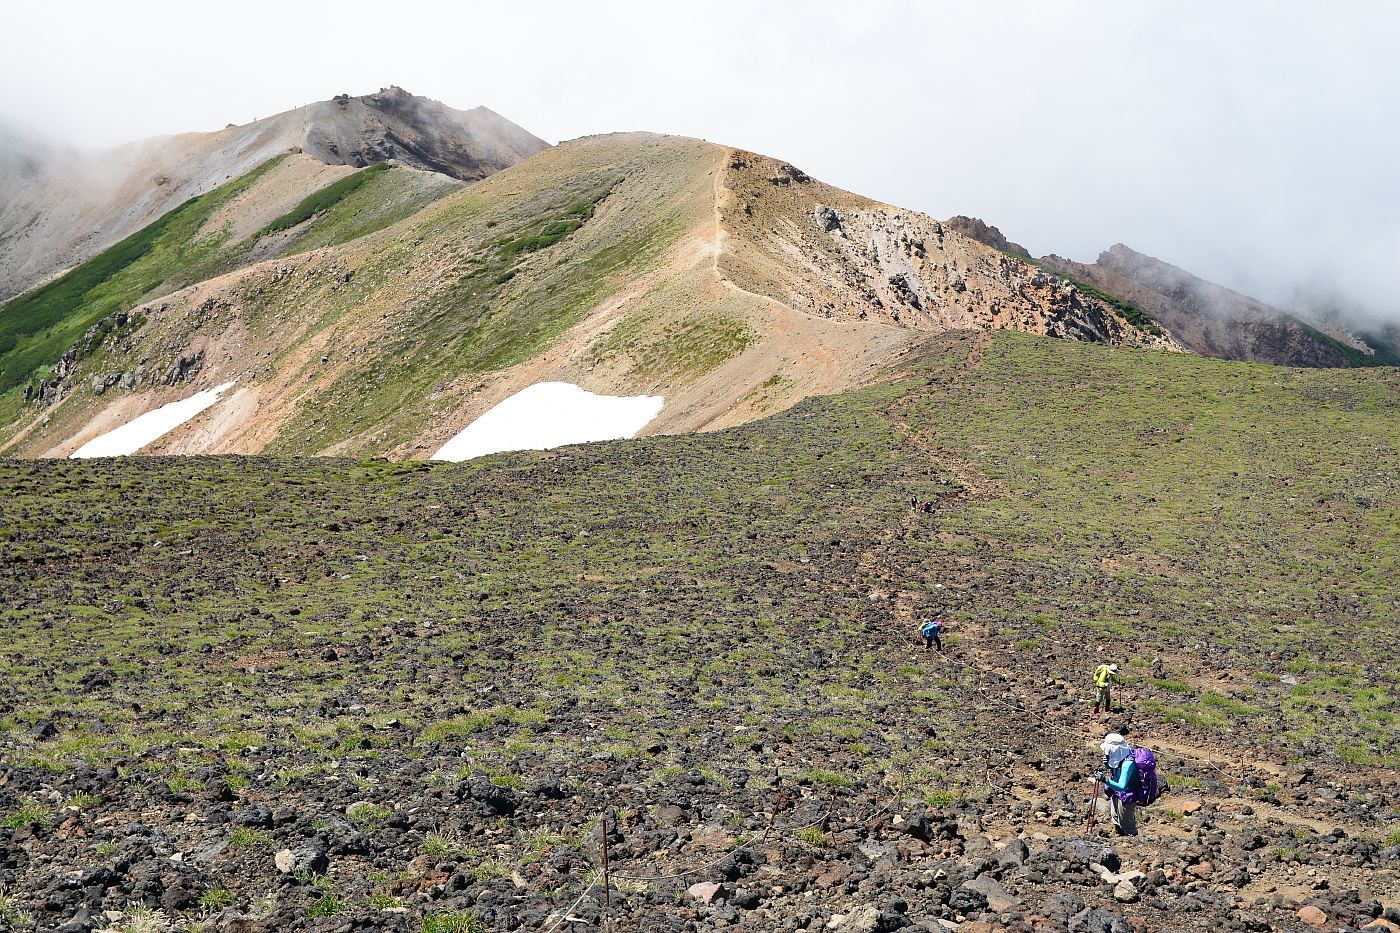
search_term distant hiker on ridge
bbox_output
[1092,662,1119,715]
[919,611,945,653]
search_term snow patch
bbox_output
[434,382,664,461]
[71,382,236,458]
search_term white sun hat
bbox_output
[1100,732,1129,755]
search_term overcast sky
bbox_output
[3,1,1397,320]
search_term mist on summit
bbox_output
[2,1,1396,323]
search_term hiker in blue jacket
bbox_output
[919,613,945,653]
[1096,732,1139,836]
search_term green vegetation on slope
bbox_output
[1348,325,1400,367]
[2,331,1394,781]
[259,175,684,455]
[496,194,606,257]
[0,156,285,393]
[0,330,1395,929]
[0,157,462,413]
[258,162,391,236]
[588,304,756,379]
[274,163,460,256]
[896,331,1396,758]
[1288,315,1398,368]
[983,244,1161,335]
[1026,255,1162,336]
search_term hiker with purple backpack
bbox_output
[1095,732,1161,835]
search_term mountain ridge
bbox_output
[947,217,1396,367]
[0,87,547,302]
[0,132,1169,459]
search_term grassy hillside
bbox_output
[0,157,460,411]
[1,331,1394,930]
[0,158,285,394]
[2,137,753,459]
[5,134,1184,462]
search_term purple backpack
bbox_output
[1115,747,1161,805]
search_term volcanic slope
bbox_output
[1039,244,1393,368]
[0,331,1395,931]
[0,153,463,404]
[1,134,1169,458]
[0,86,548,302]
[947,217,1394,368]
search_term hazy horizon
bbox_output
[3,0,1397,322]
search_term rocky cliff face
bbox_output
[0,88,547,301]
[1040,245,1362,367]
[718,155,1173,350]
[946,215,1031,260]
[303,86,549,182]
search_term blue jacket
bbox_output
[1106,756,1139,796]
[920,619,942,637]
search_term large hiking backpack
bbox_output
[1117,747,1161,805]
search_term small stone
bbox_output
[29,720,58,741]
[1180,801,1202,814]
[1298,906,1327,928]
[686,881,722,904]
[1186,861,1214,878]
[1112,879,1139,903]
[274,844,328,875]
[996,838,1030,867]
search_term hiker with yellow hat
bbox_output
[1092,663,1119,715]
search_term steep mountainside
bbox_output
[1041,245,1382,367]
[0,87,547,302]
[719,156,1171,347]
[945,218,1391,367]
[0,154,463,404]
[0,134,1169,459]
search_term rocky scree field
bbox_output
[1,331,1396,932]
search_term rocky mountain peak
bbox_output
[945,215,1031,260]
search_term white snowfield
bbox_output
[70,382,236,458]
[433,382,665,462]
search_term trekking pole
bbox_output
[600,802,611,915]
[1084,778,1101,834]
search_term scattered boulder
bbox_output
[830,905,909,932]
[28,719,58,741]
[232,805,272,828]
[996,838,1030,867]
[815,205,843,233]
[1299,905,1328,928]
[961,874,1021,912]
[1070,907,1133,933]
[467,777,519,815]
[274,844,328,875]
[686,881,722,904]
